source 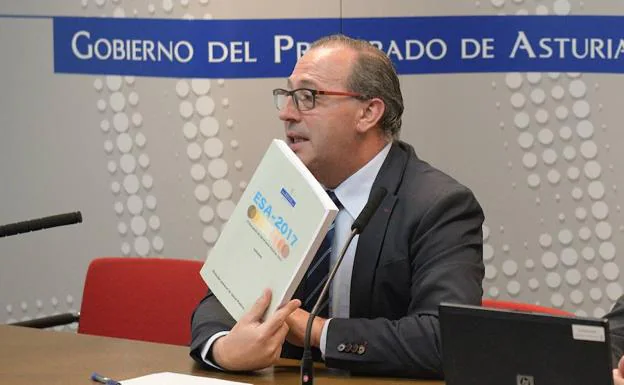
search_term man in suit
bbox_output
[609,295,624,385]
[190,34,485,378]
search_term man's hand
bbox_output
[212,289,301,371]
[614,355,624,385]
[285,308,326,348]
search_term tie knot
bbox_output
[326,190,343,210]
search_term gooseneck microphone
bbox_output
[0,211,83,238]
[300,187,388,385]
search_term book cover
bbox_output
[200,139,338,321]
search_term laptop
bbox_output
[439,302,614,385]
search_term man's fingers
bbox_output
[272,342,284,363]
[279,299,302,317]
[272,299,302,324]
[272,324,290,361]
[240,289,271,323]
[259,299,301,335]
[276,322,290,342]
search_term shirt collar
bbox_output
[332,142,392,220]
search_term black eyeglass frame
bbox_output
[272,88,370,111]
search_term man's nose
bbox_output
[278,96,300,121]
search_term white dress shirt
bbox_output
[202,142,392,365]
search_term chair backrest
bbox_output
[481,298,573,316]
[78,257,207,346]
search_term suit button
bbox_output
[357,345,366,355]
[344,343,352,352]
[337,343,346,352]
[350,344,359,353]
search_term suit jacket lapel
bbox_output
[349,141,411,318]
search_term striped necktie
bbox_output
[301,191,342,318]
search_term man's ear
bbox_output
[356,98,385,134]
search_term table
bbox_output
[0,325,443,385]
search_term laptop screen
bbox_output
[439,302,614,385]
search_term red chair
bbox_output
[481,298,573,316]
[77,257,207,345]
[14,257,208,346]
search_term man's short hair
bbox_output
[310,34,404,138]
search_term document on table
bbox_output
[121,372,252,385]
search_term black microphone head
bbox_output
[351,187,387,233]
[48,211,82,227]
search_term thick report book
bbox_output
[200,139,338,321]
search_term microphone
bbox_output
[300,187,388,385]
[0,211,83,238]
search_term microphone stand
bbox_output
[300,229,358,385]
[300,187,387,385]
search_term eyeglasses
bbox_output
[272,88,368,111]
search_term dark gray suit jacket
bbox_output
[190,140,485,378]
[608,295,624,368]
